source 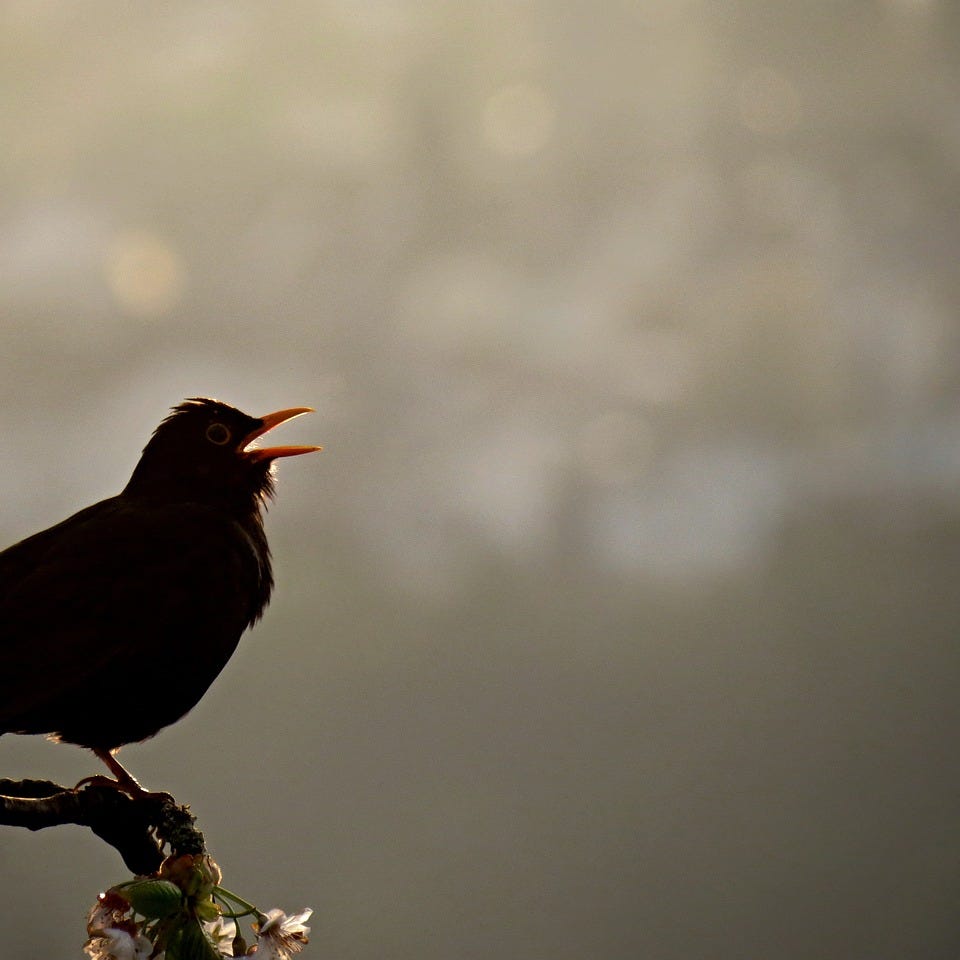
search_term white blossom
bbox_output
[83,927,152,960]
[252,908,312,959]
[203,916,239,957]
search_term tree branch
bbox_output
[0,778,205,875]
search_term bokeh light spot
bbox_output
[482,83,556,157]
[104,231,185,317]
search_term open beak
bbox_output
[242,407,322,463]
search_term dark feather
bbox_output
[0,398,314,753]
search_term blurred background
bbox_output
[1,1,959,957]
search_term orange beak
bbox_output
[241,407,322,463]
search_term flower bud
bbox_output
[86,890,132,935]
[159,854,222,899]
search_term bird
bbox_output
[0,398,320,794]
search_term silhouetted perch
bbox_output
[0,779,204,875]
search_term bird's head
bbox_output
[123,398,321,513]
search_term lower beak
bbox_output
[242,407,322,462]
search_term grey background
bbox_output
[1,2,959,957]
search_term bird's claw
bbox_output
[73,773,174,804]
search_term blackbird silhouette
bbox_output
[0,398,320,791]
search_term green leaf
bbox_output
[176,919,222,960]
[125,879,183,919]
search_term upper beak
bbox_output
[241,407,322,462]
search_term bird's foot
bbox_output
[74,772,129,792]
[74,748,174,803]
[73,772,174,804]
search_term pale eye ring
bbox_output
[205,422,232,446]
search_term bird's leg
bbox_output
[74,748,170,801]
[93,747,144,794]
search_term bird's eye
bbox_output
[205,422,232,446]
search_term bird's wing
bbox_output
[0,497,264,733]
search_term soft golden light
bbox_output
[482,83,556,157]
[104,231,185,318]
